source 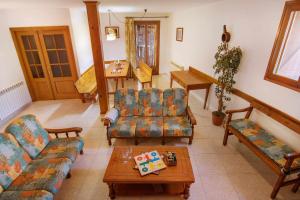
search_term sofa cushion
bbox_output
[0,133,32,190]
[163,117,192,136]
[36,137,84,162]
[114,89,139,117]
[138,89,163,116]
[163,88,187,116]
[108,117,137,137]
[7,158,71,194]
[136,117,163,137]
[5,115,50,159]
[0,190,53,200]
[230,119,300,169]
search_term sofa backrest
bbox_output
[0,133,32,190]
[138,88,163,116]
[5,114,50,159]
[114,89,139,117]
[163,88,187,116]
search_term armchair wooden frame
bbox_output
[223,105,300,199]
[45,127,84,155]
[104,106,197,146]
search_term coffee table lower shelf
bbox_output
[107,183,191,199]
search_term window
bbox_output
[265,1,300,92]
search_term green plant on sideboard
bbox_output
[212,42,242,126]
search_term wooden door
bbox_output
[15,31,54,100]
[11,26,79,100]
[135,21,160,75]
[38,28,79,99]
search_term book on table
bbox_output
[134,150,166,176]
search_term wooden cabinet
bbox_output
[11,26,79,101]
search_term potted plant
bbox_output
[212,42,242,126]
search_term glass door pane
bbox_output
[43,34,71,77]
[135,24,146,65]
[21,35,45,79]
[147,24,157,67]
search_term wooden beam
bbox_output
[84,1,108,114]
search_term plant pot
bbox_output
[212,111,226,126]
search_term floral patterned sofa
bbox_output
[103,88,197,145]
[0,115,84,200]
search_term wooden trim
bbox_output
[264,1,300,92]
[84,1,109,114]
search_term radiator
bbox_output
[0,81,31,120]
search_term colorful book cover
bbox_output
[134,150,166,176]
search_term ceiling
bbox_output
[0,0,222,12]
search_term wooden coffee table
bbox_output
[103,146,195,199]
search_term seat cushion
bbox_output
[7,158,71,194]
[230,119,300,169]
[0,190,53,200]
[163,117,192,136]
[136,117,163,137]
[36,137,84,162]
[108,117,137,137]
[138,89,163,116]
[114,89,139,117]
[5,115,50,159]
[163,88,187,116]
[0,133,32,190]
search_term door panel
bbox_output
[16,31,54,100]
[38,29,79,99]
[135,21,160,75]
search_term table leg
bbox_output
[108,183,116,199]
[203,86,210,109]
[121,78,125,88]
[186,89,190,105]
[170,77,173,88]
[183,184,191,199]
[115,79,119,92]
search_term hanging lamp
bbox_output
[106,10,117,41]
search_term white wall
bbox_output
[168,0,300,150]
[69,8,171,74]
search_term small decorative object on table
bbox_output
[134,150,166,176]
[164,151,177,166]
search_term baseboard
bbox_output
[0,102,31,129]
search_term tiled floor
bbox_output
[1,75,299,200]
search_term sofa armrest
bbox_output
[45,127,82,138]
[283,153,300,172]
[225,106,253,115]
[187,106,197,126]
[103,108,119,127]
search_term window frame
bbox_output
[264,0,300,92]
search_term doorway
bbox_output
[11,26,79,101]
[134,21,160,75]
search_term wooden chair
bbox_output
[133,61,153,89]
[74,65,97,103]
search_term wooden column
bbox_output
[84,1,108,114]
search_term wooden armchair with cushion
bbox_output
[223,100,300,199]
